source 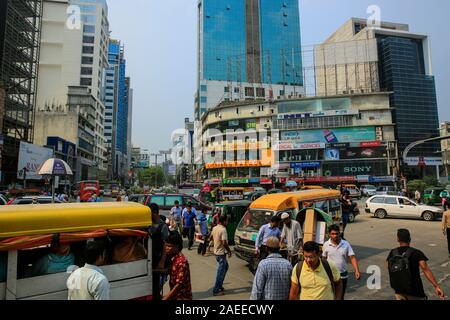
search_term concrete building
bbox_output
[35,0,109,181]
[196,0,304,120]
[317,18,440,163]
[70,0,110,176]
[441,122,450,180]
[0,0,42,184]
[35,86,98,182]
[201,93,398,187]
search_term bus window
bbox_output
[314,201,329,213]
[329,199,342,220]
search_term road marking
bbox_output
[428,244,437,247]
[441,261,449,268]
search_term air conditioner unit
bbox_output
[350,90,355,94]
[342,91,348,94]
[263,124,270,129]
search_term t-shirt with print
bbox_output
[169,253,192,300]
[211,225,228,256]
[386,246,428,298]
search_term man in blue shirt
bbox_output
[197,208,209,256]
[255,215,282,260]
[182,203,197,250]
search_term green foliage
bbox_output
[407,180,427,193]
[131,186,144,194]
[422,176,440,188]
[138,166,165,187]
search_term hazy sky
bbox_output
[107,0,450,154]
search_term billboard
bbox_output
[17,142,54,180]
[281,127,376,144]
[325,147,387,161]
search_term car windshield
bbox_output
[237,209,275,233]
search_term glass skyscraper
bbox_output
[197,0,303,119]
[377,35,440,157]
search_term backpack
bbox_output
[387,248,414,294]
[295,259,336,298]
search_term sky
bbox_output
[107,0,450,155]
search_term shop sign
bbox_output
[360,141,382,147]
[248,178,260,183]
[404,157,442,166]
[343,165,373,174]
[290,162,321,169]
[223,178,249,184]
[260,178,273,184]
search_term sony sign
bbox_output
[344,166,373,174]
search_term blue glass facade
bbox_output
[203,0,247,82]
[201,0,302,84]
[106,40,128,156]
[377,36,440,157]
[260,0,303,85]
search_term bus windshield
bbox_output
[237,209,274,233]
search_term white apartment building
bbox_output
[35,0,110,178]
[70,0,110,174]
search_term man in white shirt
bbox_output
[280,213,303,266]
[322,224,361,299]
[67,241,110,300]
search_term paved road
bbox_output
[169,201,449,300]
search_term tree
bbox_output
[138,167,165,187]
[407,180,427,194]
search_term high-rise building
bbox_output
[104,39,131,183]
[0,0,43,184]
[318,18,440,160]
[70,0,110,176]
[196,0,304,120]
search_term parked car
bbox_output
[375,186,396,195]
[365,195,443,221]
[8,196,63,205]
[423,187,445,206]
[245,190,267,201]
[143,193,212,214]
[338,184,361,199]
[360,185,377,197]
[129,194,147,204]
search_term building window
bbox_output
[245,87,254,97]
[82,46,94,54]
[81,67,93,75]
[82,56,94,65]
[200,96,207,103]
[200,85,207,92]
[83,25,96,33]
[256,88,265,97]
[83,36,95,44]
[224,86,230,93]
[234,87,240,93]
[80,78,92,86]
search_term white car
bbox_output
[360,185,377,197]
[365,195,443,221]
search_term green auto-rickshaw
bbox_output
[209,200,251,245]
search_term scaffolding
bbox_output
[0,0,42,183]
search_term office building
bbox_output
[70,0,110,177]
[0,0,43,184]
[318,18,440,161]
[104,39,132,183]
[441,122,450,180]
[196,0,304,120]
